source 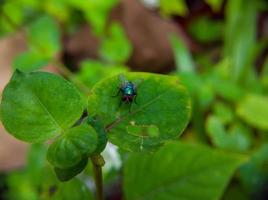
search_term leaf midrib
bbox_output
[28,83,65,134]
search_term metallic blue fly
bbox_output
[113,74,142,112]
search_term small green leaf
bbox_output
[71,0,118,35]
[99,23,132,64]
[237,94,268,130]
[160,0,188,16]
[213,102,234,124]
[88,72,191,152]
[206,116,251,152]
[0,2,24,34]
[13,50,49,72]
[224,0,257,82]
[205,0,224,11]
[170,35,195,73]
[28,15,61,58]
[76,59,128,89]
[188,16,223,43]
[54,157,88,182]
[0,70,85,142]
[47,124,97,169]
[210,76,245,102]
[124,142,246,200]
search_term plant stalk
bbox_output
[91,154,105,200]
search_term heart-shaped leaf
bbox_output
[0,70,85,142]
[88,72,191,152]
[47,124,97,169]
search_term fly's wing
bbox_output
[118,73,128,86]
[133,78,144,90]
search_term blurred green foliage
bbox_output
[0,0,268,200]
[6,144,94,200]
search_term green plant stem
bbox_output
[91,154,105,200]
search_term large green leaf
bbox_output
[88,72,191,152]
[237,94,268,130]
[47,124,97,169]
[0,70,85,142]
[124,142,246,200]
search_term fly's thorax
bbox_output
[122,82,136,95]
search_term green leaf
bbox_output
[68,0,118,35]
[28,15,61,58]
[12,50,49,72]
[224,0,257,82]
[54,157,88,182]
[240,143,268,194]
[178,72,214,110]
[188,16,223,43]
[205,0,224,11]
[88,72,191,152]
[237,94,268,130]
[52,178,94,200]
[47,124,97,169]
[160,0,188,16]
[0,70,85,142]
[223,185,250,200]
[86,116,108,153]
[210,76,245,102]
[26,143,48,187]
[124,142,246,200]
[206,116,251,152]
[76,59,128,89]
[99,23,132,64]
[213,102,234,124]
[170,35,195,73]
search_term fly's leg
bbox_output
[112,88,121,97]
[119,99,122,108]
[134,94,138,105]
[129,101,133,112]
